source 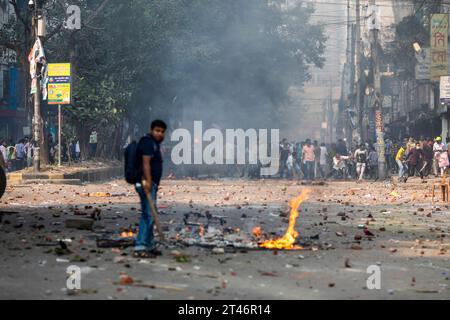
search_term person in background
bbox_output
[406,142,424,181]
[0,148,5,170]
[0,140,7,165]
[319,143,328,179]
[407,137,416,155]
[279,139,290,179]
[390,139,399,174]
[14,139,25,171]
[89,130,98,158]
[396,143,407,179]
[332,153,350,179]
[302,139,316,181]
[313,141,323,178]
[433,137,445,177]
[368,147,379,180]
[420,138,433,178]
[384,139,393,173]
[354,144,368,182]
[292,151,303,179]
[286,151,294,180]
[75,140,81,161]
[25,138,33,168]
[438,138,449,176]
[69,140,76,161]
[6,145,16,171]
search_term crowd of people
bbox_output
[0,138,34,172]
[277,136,450,183]
[0,135,83,173]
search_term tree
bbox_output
[2,0,327,160]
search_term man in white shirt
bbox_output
[433,137,445,176]
[319,143,328,178]
[332,153,350,179]
[89,130,98,158]
[354,144,368,182]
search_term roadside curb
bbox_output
[7,165,122,185]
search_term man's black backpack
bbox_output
[124,136,151,184]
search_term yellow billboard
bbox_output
[47,63,71,105]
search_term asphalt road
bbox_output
[0,178,449,300]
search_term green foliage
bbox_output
[3,0,327,155]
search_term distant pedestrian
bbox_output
[302,139,316,181]
[406,142,424,180]
[319,143,328,178]
[433,137,446,176]
[0,140,7,164]
[15,139,26,170]
[396,143,406,179]
[89,130,98,158]
[354,144,368,182]
[314,141,323,178]
[368,147,379,180]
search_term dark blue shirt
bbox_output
[137,135,163,186]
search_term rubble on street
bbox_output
[0,178,449,299]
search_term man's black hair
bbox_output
[151,120,167,130]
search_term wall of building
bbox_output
[0,1,24,142]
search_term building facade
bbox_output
[0,0,26,143]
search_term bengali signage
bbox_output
[47,63,71,105]
[430,14,449,82]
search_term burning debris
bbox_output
[167,189,313,251]
[259,190,311,250]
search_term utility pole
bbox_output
[355,0,363,143]
[369,0,387,180]
[32,1,42,172]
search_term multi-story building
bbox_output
[382,1,441,141]
[284,0,347,143]
[381,0,450,142]
[0,0,24,143]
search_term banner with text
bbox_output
[430,14,449,82]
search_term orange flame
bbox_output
[252,226,263,238]
[120,231,135,238]
[259,189,311,250]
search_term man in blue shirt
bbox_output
[133,120,167,259]
[14,139,26,170]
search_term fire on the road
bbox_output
[259,189,311,250]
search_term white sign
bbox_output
[440,76,450,104]
[415,48,430,80]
